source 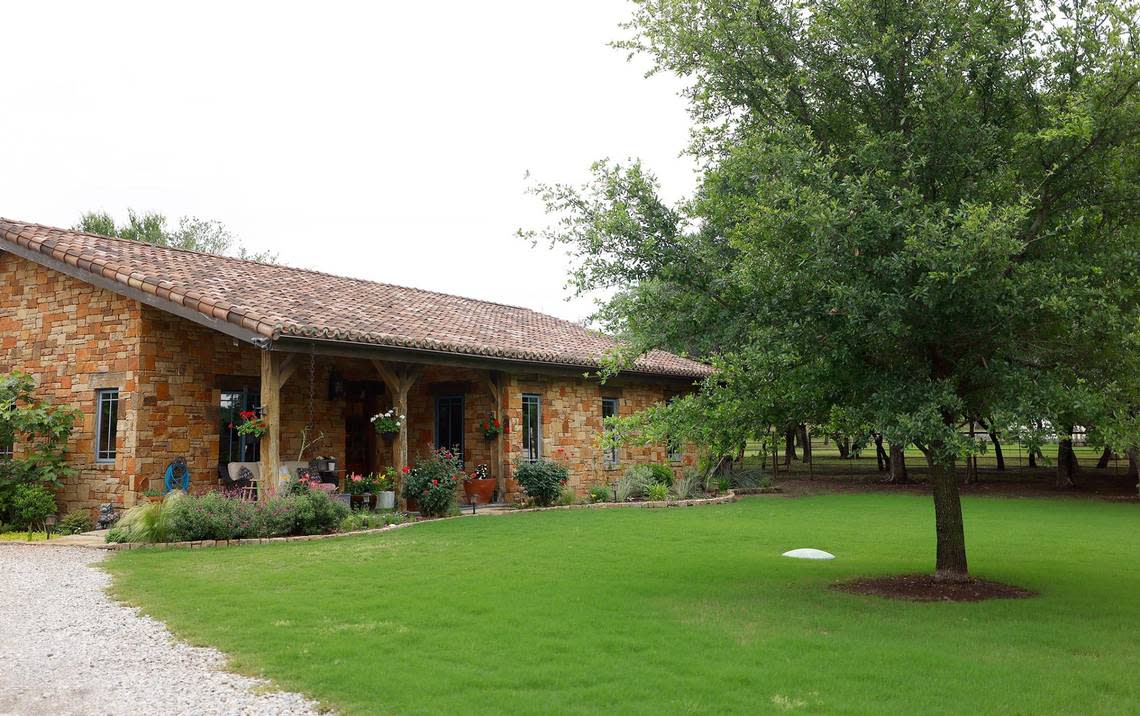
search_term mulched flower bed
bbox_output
[831,574,1036,602]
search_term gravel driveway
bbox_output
[0,545,320,716]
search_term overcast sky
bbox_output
[0,1,695,321]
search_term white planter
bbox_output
[378,491,396,509]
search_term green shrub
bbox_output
[646,463,674,487]
[514,458,569,507]
[614,475,640,502]
[646,483,671,501]
[106,493,183,543]
[673,469,701,499]
[167,492,257,541]
[293,489,349,533]
[340,511,408,532]
[405,448,462,517]
[757,475,775,489]
[587,485,610,503]
[108,490,349,543]
[57,509,94,535]
[0,372,80,524]
[558,484,577,506]
[12,484,57,531]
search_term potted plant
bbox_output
[142,488,164,504]
[234,410,268,441]
[345,472,378,510]
[480,415,503,441]
[462,463,496,505]
[370,409,403,439]
[375,467,397,509]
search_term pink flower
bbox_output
[351,474,362,482]
[432,479,439,486]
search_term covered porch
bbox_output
[249,341,515,507]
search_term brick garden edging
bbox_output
[5,492,737,552]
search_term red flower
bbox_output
[493,419,500,428]
[432,479,439,486]
[402,466,410,474]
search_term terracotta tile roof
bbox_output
[0,219,712,378]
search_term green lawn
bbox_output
[106,495,1139,715]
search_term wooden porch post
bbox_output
[259,350,282,501]
[372,360,420,510]
[484,372,503,499]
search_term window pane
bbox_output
[219,389,260,465]
[601,398,618,466]
[0,439,12,460]
[522,394,541,462]
[435,396,464,462]
[96,389,119,462]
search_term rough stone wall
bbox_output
[501,372,697,497]
[0,253,141,515]
[135,306,349,495]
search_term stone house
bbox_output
[0,219,711,514]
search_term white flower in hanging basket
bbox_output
[371,409,402,434]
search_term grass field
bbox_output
[106,495,1139,715]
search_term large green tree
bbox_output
[76,210,278,263]
[530,0,1139,579]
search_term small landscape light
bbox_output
[44,514,57,538]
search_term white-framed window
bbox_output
[95,389,119,463]
[521,393,542,462]
[0,438,12,460]
[601,397,618,467]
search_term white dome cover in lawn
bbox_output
[782,548,835,560]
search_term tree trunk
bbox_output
[1125,447,1138,486]
[799,424,812,464]
[989,430,1005,471]
[1028,447,1038,468]
[784,427,797,465]
[929,455,968,579]
[964,422,978,484]
[837,436,850,459]
[874,434,888,472]
[1096,445,1112,469]
[1056,431,1078,488]
[888,443,910,483]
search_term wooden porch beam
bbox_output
[277,353,298,387]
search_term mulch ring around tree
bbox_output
[831,574,1036,602]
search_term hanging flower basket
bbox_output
[233,411,268,440]
[481,415,503,440]
[371,409,403,438]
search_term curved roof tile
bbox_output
[0,219,712,379]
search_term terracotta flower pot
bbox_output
[463,478,496,505]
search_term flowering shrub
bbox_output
[370,409,404,435]
[233,410,268,439]
[375,467,397,492]
[404,447,462,517]
[345,472,377,495]
[514,458,569,507]
[480,415,503,439]
[466,464,490,482]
